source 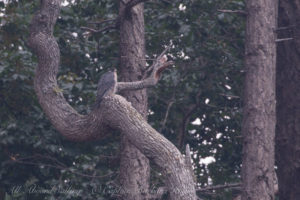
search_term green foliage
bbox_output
[146,1,245,198]
[0,0,245,199]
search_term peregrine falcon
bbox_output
[94,69,117,109]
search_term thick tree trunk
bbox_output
[241,0,277,199]
[118,1,150,199]
[276,1,300,199]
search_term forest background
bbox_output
[1,0,283,199]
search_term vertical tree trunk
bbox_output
[118,1,150,199]
[276,1,300,199]
[241,0,277,199]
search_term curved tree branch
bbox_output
[81,24,117,33]
[28,1,196,199]
[28,0,106,141]
[102,95,196,199]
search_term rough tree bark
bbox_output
[118,1,150,199]
[28,0,197,199]
[276,0,300,199]
[241,0,277,199]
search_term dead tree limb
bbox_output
[81,24,117,33]
[217,9,247,15]
[117,50,174,92]
[197,183,241,192]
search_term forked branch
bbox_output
[117,47,174,92]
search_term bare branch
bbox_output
[177,90,201,148]
[177,104,197,148]
[116,46,174,92]
[116,64,174,92]
[81,26,99,33]
[219,93,240,99]
[160,98,174,131]
[275,38,293,42]
[217,9,247,15]
[185,144,192,167]
[157,44,172,60]
[185,144,197,183]
[81,24,117,33]
[274,25,295,31]
[82,17,120,36]
[142,44,172,78]
[197,183,242,192]
[87,18,117,25]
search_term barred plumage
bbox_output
[94,69,117,108]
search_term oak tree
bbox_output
[28,0,196,199]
